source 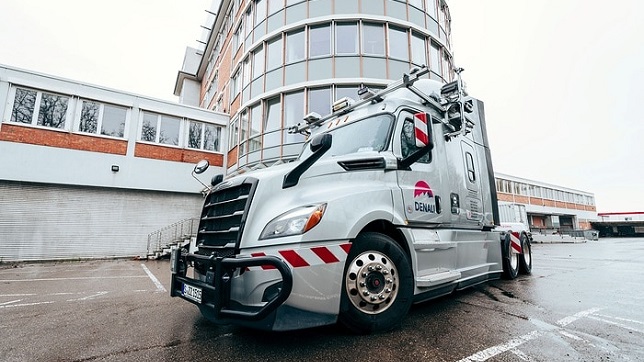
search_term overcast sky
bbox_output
[448,0,644,213]
[0,0,642,212]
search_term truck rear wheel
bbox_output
[501,233,519,279]
[519,233,532,275]
[339,232,413,334]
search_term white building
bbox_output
[494,173,596,232]
[0,65,228,261]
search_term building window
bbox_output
[239,111,249,155]
[140,111,181,146]
[245,7,254,38]
[308,87,331,116]
[229,117,239,151]
[264,97,281,147]
[38,92,69,129]
[249,103,263,152]
[496,178,511,194]
[188,121,222,152]
[242,57,251,89]
[362,23,385,56]
[411,32,426,66]
[442,52,451,79]
[266,36,283,71]
[233,22,243,51]
[529,185,542,198]
[268,0,283,15]
[11,88,37,124]
[309,24,331,58]
[255,0,267,24]
[388,26,408,61]
[286,29,305,63]
[79,101,127,138]
[409,0,424,9]
[335,85,359,101]
[426,0,438,19]
[253,45,265,79]
[10,87,69,129]
[283,91,305,144]
[430,42,441,74]
[335,22,358,55]
[231,68,241,99]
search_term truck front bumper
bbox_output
[170,248,293,327]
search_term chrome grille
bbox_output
[197,179,256,249]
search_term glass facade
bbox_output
[200,0,454,170]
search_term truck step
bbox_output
[416,270,461,288]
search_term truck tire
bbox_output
[338,232,413,334]
[519,233,532,275]
[501,233,519,280]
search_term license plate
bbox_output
[182,283,202,304]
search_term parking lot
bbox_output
[1,238,643,362]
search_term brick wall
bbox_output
[0,123,127,155]
[134,142,223,166]
[514,195,529,204]
[497,192,513,202]
[227,147,238,168]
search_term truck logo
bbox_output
[412,181,436,214]
[414,181,434,198]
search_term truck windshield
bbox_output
[300,113,394,160]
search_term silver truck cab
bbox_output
[170,66,532,333]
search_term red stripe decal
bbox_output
[251,252,276,270]
[279,250,310,268]
[510,233,522,253]
[311,247,339,264]
[340,243,352,254]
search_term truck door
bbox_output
[395,109,457,278]
[396,109,445,225]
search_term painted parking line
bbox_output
[66,291,109,302]
[587,315,643,334]
[0,276,148,282]
[0,301,55,309]
[556,307,602,327]
[596,314,644,326]
[0,300,21,306]
[456,308,602,362]
[141,264,166,292]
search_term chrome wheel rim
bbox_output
[345,251,398,315]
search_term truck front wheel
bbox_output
[339,232,413,334]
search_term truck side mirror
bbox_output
[193,160,210,174]
[310,133,332,153]
[283,133,333,188]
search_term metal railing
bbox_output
[530,228,599,241]
[147,218,199,257]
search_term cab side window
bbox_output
[400,114,431,163]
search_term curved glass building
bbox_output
[176,0,453,172]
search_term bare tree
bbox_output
[11,88,37,124]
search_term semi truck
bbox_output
[170,66,533,333]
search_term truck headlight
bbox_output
[260,203,327,239]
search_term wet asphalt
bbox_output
[1,238,642,362]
